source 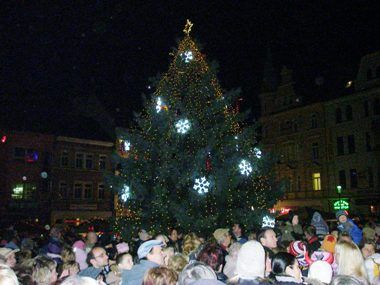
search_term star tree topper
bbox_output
[183,19,193,36]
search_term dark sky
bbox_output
[1,1,379,139]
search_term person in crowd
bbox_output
[32,255,58,285]
[85,232,98,254]
[61,275,105,285]
[213,228,231,259]
[310,212,329,240]
[197,243,227,282]
[236,240,269,285]
[360,239,380,284]
[58,260,80,280]
[116,242,130,255]
[281,212,303,242]
[163,246,175,266]
[168,228,182,253]
[0,264,19,285]
[304,226,321,254]
[330,275,368,285]
[143,266,178,285]
[321,234,337,254]
[182,232,202,261]
[106,252,134,285]
[122,239,165,285]
[2,229,20,250]
[363,222,377,241]
[79,246,109,282]
[61,245,76,264]
[223,241,242,279]
[258,228,278,256]
[334,240,368,284]
[0,248,18,268]
[167,254,188,275]
[288,241,308,272]
[178,261,217,285]
[232,223,248,244]
[73,240,88,271]
[307,260,333,285]
[263,246,275,278]
[336,210,363,245]
[135,229,152,250]
[269,252,303,284]
[155,234,169,247]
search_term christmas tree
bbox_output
[111,20,283,236]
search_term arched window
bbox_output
[311,114,317,128]
[345,105,353,121]
[335,108,342,123]
[367,69,373,80]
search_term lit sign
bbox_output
[333,199,350,210]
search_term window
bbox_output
[363,100,369,117]
[312,143,319,160]
[339,170,346,189]
[61,150,69,167]
[312,173,321,191]
[75,153,84,168]
[74,183,83,199]
[311,114,317,129]
[347,135,355,153]
[374,98,380,115]
[85,154,93,169]
[368,167,374,187]
[84,183,92,199]
[350,169,358,188]
[337,136,344,156]
[59,182,68,198]
[345,105,353,121]
[335,108,342,123]
[11,183,36,200]
[366,132,372,151]
[98,184,105,199]
[99,155,107,170]
[367,69,373,80]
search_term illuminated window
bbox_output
[312,173,321,191]
[12,184,24,199]
[11,183,36,200]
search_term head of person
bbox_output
[304,225,317,239]
[263,246,274,276]
[236,240,265,279]
[334,241,368,280]
[138,240,165,265]
[32,255,58,285]
[138,229,152,241]
[116,253,133,270]
[182,233,202,256]
[155,234,169,247]
[308,260,333,284]
[168,228,178,242]
[213,228,231,247]
[61,246,76,263]
[257,228,277,249]
[143,266,178,285]
[167,254,188,275]
[232,223,245,237]
[0,248,18,268]
[289,211,299,225]
[178,261,217,285]
[0,264,19,285]
[197,243,224,273]
[115,242,129,254]
[60,261,80,279]
[61,275,100,285]
[86,232,98,245]
[50,226,62,240]
[163,247,175,266]
[271,252,302,282]
[336,210,348,224]
[330,275,368,285]
[360,240,376,258]
[321,234,337,254]
[86,246,108,268]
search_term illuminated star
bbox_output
[183,19,193,36]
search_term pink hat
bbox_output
[73,240,86,250]
[289,241,305,257]
[116,242,129,254]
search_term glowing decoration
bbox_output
[253,147,262,159]
[1,135,6,143]
[155,97,168,113]
[183,19,193,35]
[262,215,275,228]
[120,185,131,202]
[333,200,350,210]
[239,159,252,176]
[123,141,131,152]
[193,177,210,195]
[181,51,193,63]
[175,119,191,134]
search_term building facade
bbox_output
[259,51,380,214]
[0,130,115,224]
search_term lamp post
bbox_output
[337,185,342,209]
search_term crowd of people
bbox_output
[1,209,380,285]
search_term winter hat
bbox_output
[0,247,19,258]
[213,229,229,243]
[137,240,163,259]
[308,260,333,284]
[321,235,337,254]
[116,242,129,254]
[236,240,265,279]
[335,210,348,220]
[311,212,329,236]
[289,241,306,257]
[73,240,86,251]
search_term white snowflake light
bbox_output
[120,185,131,202]
[193,177,210,195]
[239,159,253,176]
[181,51,193,63]
[262,215,275,228]
[254,147,262,159]
[175,119,191,134]
[123,140,131,152]
[156,97,163,113]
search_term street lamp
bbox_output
[337,185,342,209]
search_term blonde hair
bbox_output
[182,233,202,256]
[61,246,76,263]
[32,255,57,285]
[0,264,19,285]
[143,267,178,285]
[167,254,188,274]
[335,241,368,281]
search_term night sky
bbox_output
[1,1,379,139]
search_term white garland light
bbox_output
[156,97,163,113]
[123,140,131,152]
[193,177,210,195]
[175,119,191,134]
[254,147,262,159]
[181,51,193,63]
[239,159,252,176]
[120,185,131,202]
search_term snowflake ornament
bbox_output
[193,177,210,194]
[175,119,191,134]
[155,97,167,113]
[262,215,275,228]
[120,185,131,202]
[239,159,253,176]
[180,51,193,63]
[253,147,262,159]
[123,140,131,152]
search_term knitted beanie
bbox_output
[321,234,337,253]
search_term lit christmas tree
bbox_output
[111,20,283,235]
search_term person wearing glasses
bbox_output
[79,246,109,283]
